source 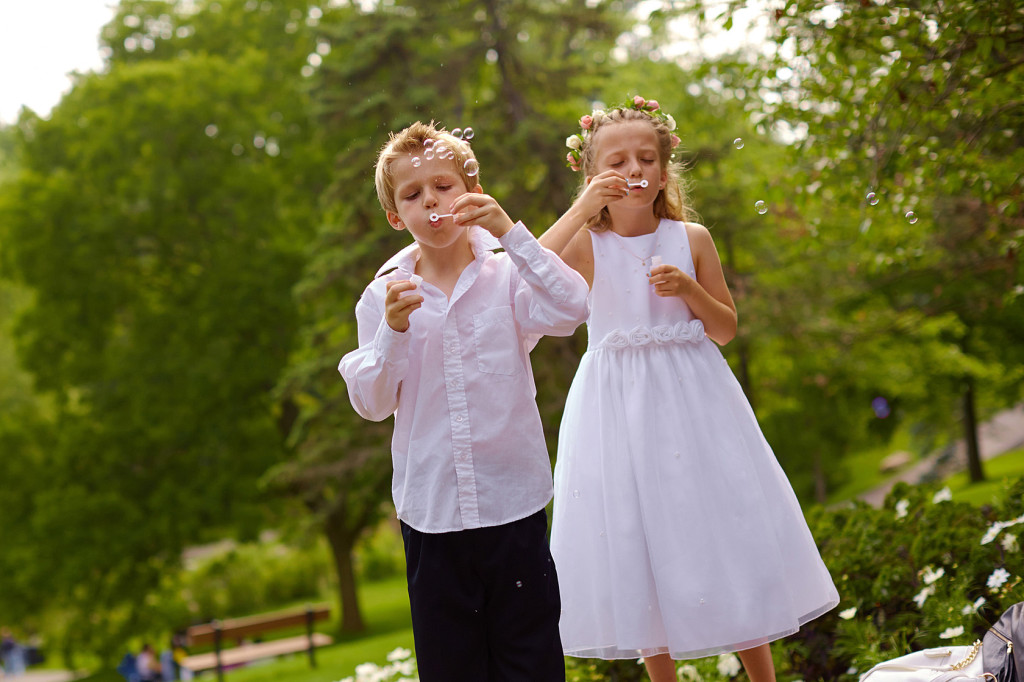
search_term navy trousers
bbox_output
[401,508,565,681]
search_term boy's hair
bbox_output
[375,121,479,214]
[577,107,698,231]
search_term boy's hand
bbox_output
[649,264,697,299]
[450,192,515,238]
[384,280,422,332]
[578,170,629,217]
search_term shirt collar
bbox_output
[375,226,501,278]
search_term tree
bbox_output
[675,0,1024,490]
[273,0,639,633]
[0,0,328,662]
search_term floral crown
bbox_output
[565,95,680,171]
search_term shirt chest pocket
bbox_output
[473,307,521,376]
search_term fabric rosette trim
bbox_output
[598,319,706,350]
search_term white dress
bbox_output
[551,219,839,660]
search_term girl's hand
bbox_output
[649,264,696,299]
[577,170,630,218]
[450,192,515,238]
[384,280,422,332]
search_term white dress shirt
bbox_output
[339,222,589,533]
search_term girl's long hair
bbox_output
[576,107,698,232]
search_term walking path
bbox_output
[7,672,81,682]
[859,403,1024,506]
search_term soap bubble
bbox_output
[451,128,463,139]
[866,191,878,205]
[905,211,918,224]
[733,137,744,149]
[411,156,421,167]
[463,127,474,140]
[754,200,767,215]
[464,158,480,176]
[424,148,435,160]
[423,139,435,150]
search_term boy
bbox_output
[338,121,589,681]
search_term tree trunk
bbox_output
[324,506,366,634]
[962,376,986,483]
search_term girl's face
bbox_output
[588,120,668,200]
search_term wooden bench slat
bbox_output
[181,633,333,672]
[186,606,330,646]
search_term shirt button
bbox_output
[456,415,463,422]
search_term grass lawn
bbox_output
[78,576,414,682]
[825,430,917,505]
[944,446,1024,506]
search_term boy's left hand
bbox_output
[649,264,697,298]
[450,192,514,238]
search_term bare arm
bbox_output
[539,170,628,287]
[649,223,737,345]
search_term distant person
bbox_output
[541,95,840,682]
[0,629,26,677]
[136,643,160,681]
[116,652,139,682]
[339,121,589,681]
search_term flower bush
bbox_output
[337,479,1024,682]
[336,647,418,682]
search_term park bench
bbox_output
[181,604,332,681]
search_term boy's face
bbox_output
[387,152,482,251]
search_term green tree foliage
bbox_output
[0,0,328,662]
[667,0,1024,497]
[272,0,638,633]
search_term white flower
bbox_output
[988,567,1012,591]
[566,135,582,150]
[939,626,965,639]
[962,596,987,615]
[665,113,677,131]
[1002,533,1020,553]
[922,566,946,585]
[677,663,702,681]
[895,499,910,519]
[913,584,936,608]
[386,647,412,662]
[717,653,742,677]
[839,607,857,620]
[932,487,952,503]
[982,523,1004,545]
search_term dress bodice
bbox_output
[587,219,705,351]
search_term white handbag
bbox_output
[859,641,994,682]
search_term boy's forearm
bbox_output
[501,222,589,334]
[339,302,409,420]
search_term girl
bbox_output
[541,96,839,682]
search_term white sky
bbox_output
[0,0,118,125]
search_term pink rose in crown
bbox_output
[633,95,646,108]
[645,99,660,111]
[580,114,593,130]
[670,134,681,148]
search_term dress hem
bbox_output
[562,597,840,661]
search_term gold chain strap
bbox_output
[951,640,983,671]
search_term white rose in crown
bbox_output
[566,135,582,150]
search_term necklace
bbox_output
[609,229,661,271]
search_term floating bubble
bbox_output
[423,139,435,150]
[464,158,480,176]
[463,127,474,140]
[733,137,744,149]
[515,580,523,588]
[451,128,463,139]
[755,200,767,215]
[411,156,421,168]
[866,191,878,205]
[435,144,448,158]
[424,148,435,160]
[905,210,918,224]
